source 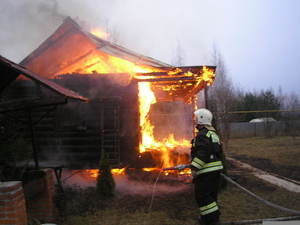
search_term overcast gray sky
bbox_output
[0,0,299,94]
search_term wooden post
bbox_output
[192,96,198,137]
[28,110,39,170]
[204,85,209,109]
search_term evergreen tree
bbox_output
[96,153,115,198]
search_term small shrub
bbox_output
[96,153,115,198]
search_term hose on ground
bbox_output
[221,173,300,215]
[221,216,300,225]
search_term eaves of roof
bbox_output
[0,55,88,102]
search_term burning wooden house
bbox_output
[17,17,216,169]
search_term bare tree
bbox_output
[282,92,300,137]
[207,47,235,147]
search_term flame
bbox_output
[91,28,109,40]
[138,81,191,168]
[142,168,161,172]
[142,167,191,176]
[84,168,126,178]
[85,169,99,178]
[167,68,182,75]
[55,29,216,172]
[201,66,215,86]
[82,167,191,179]
[111,168,126,175]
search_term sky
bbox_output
[0,0,299,95]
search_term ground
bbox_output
[59,136,300,225]
[227,136,300,181]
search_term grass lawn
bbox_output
[227,136,300,180]
[59,136,300,225]
[60,174,300,225]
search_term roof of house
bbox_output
[0,55,88,101]
[18,17,216,103]
[20,17,170,78]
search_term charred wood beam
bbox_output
[135,76,198,82]
[151,81,196,86]
[56,73,130,79]
[135,71,199,77]
[157,66,216,72]
[28,109,39,170]
[183,81,206,103]
[135,66,216,78]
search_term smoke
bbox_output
[0,0,65,62]
[114,175,189,196]
[0,0,213,65]
[62,172,190,195]
[150,101,193,143]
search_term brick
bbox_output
[0,195,25,206]
[27,201,51,208]
[0,189,24,201]
[0,205,15,211]
[0,219,17,224]
[29,209,52,214]
[0,211,18,219]
[0,182,22,193]
[16,216,27,225]
[26,169,56,223]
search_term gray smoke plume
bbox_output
[0,0,65,62]
[0,0,189,65]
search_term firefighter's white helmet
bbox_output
[194,108,213,126]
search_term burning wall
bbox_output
[19,17,216,170]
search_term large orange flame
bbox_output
[137,81,191,168]
[84,168,126,178]
[58,28,214,170]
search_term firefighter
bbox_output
[191,108,224,225]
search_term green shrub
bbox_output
[96,153,115,198]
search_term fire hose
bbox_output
[162,164,300,216]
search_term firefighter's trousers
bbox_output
[194,171,221,224]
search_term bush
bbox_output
[96,153,115,198]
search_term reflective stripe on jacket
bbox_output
[190,127,223,176]
[199,201,219,215]
[191,157,223,175]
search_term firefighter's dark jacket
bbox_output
[191,125,224,178]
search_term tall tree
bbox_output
[207,48,235,145]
